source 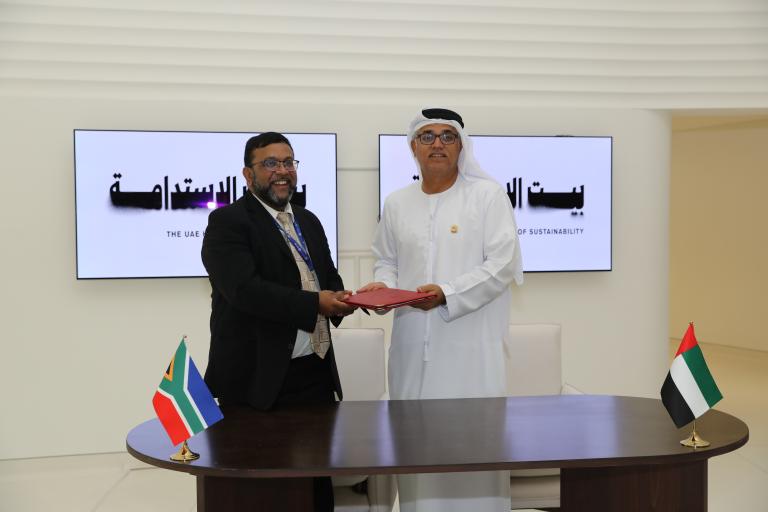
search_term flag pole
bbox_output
[170,440,200,462]
[680,419,711,449]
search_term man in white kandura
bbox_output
[359,108,524,512]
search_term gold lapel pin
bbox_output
[450,225,458,234]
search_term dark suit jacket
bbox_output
[201,192,344,410]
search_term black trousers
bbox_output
[275,354,336,512]
[221,353,336,512]
[274,353,336,408]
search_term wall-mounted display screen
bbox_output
[75,130,337,279]
[379,135,612,272]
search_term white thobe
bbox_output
[373,175,522,512]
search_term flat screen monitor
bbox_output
[379,135,612,272]
[75,130,338,279]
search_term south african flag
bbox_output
[152,338,223,445]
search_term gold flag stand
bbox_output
[680,420,710,449]
[170,440,199,462]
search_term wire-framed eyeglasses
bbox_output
[252,158,299,172]
[415,131,459,145]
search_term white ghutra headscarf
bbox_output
[407,108,495,183]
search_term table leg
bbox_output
[561,460,707,511]
[197,475,314,512]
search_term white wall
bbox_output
[670,117,768,351]
[0,98,669,459]
[2,0,764,460]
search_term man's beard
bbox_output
[253,180,295,210]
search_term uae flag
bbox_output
[661,323,723,428]
[152,338,223,445]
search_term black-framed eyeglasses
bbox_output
[415,131,459,145]
[252,158,299,171]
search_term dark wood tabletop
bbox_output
[126,395,748,479]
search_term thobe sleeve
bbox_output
[372,199,399,288]
[438,187,523,322]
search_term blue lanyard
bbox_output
[273,216,315,272]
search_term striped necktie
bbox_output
[276,212,330,358]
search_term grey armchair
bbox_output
[506,323,581,510]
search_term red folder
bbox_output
[343,288,436,309]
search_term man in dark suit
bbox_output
[201,131,355,512]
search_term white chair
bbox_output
[330,328,396,512]
[506,323,579,511]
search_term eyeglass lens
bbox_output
[261,159,297,171]
[418,132,458,145]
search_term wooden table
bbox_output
[126,395,748,511]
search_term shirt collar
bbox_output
[251,191,294,221]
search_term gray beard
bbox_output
[253,181,294,210]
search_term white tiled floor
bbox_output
[1,341,765,512]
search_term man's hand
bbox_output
[356,282,389,293]
[411,284,446,311]
[356,282,393,314]
[318,290,357,317]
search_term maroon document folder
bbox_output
[343,288,436,309]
